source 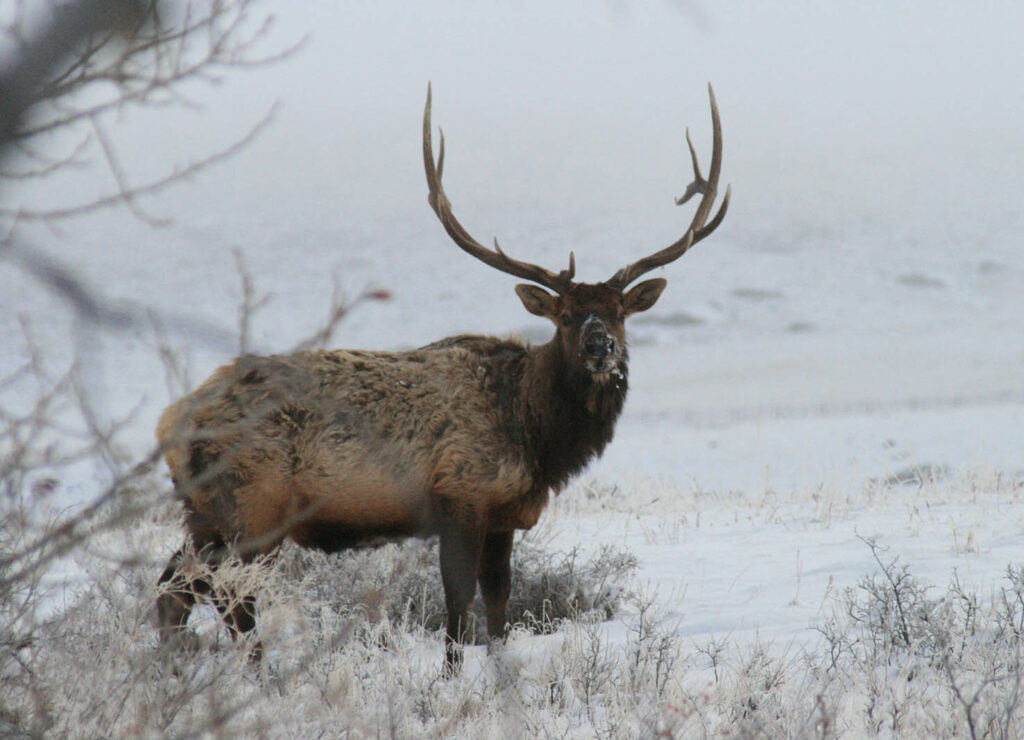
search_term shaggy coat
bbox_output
[158,332,627,552]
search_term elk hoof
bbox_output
[442,643,463,678]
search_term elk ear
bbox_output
[623,278,667,316]
[515,284,558,319]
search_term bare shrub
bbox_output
[1,0,296,227]
[831,536,951,668]
[509,542,638,635]
[816,539,1024,739]
[277,537,637,646]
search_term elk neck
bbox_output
[517,336,629,493]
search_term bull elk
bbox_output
[156,83,730,672]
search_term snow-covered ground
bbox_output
[3,0,1024,686]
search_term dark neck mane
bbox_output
[520,340,628,493]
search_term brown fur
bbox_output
[160,338,569,544]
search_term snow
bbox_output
[3,0,1024,678]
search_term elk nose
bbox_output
[583,334,613,359]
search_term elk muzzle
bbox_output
[579,314,620,374]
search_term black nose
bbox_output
[584,334,613,359]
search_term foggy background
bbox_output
[1,1,1022,487]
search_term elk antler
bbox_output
[607,84,731,290]
[423,84,576,294]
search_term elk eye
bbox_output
[559,313,573,326]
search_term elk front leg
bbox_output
[156,547,200,648]
[478,530,514,643]
[438,514,484,676]
[211,585,263,663]
[156,544,218,653]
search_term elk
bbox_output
[155,83,729,672]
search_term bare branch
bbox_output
[0,235,240,351]
[1,102,278,224]
[1,1,299,226]
[233,248,272,355]
[90,114,169,226]
[0,0,148,148]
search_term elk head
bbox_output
[423,84,730,381]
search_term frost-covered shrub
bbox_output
[280,537,637,644]
[815,541,1024,739]
[1,513,646,738]
[7,516,1024,738]
[825,540,950,669]
[9,474,1024,738]
[508,542,637,634]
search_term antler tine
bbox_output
[674,127,705,205]
[608,83,730,289]
[423,84,574,294]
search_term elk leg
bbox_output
[439,516,484,675]
[215,591,257,636]
[478,530,514,642]
[211,587,263,661]
[156,545,210,650]
[211,540,277,661]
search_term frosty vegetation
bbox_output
[4,444,1024,737]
